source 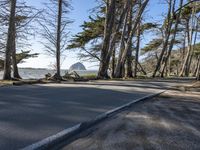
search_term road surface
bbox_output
[0,79,191,149]
[63,90,200,150]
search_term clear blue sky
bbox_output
[18,0,169,70]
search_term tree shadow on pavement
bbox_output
[0,84,157,150]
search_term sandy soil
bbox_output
[63,91,200,150]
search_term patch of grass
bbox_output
[81,74,97,80]
[0,80,14,85]
[0,79,51,86]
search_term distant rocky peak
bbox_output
[69,62,86,71]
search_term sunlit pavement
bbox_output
[0,79,192,149]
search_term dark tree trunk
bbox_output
[114,22,126,78]
[12,23,21,79]
[160,0,183,78]
[114,0,149,78]
[99,0,133,79]
[188,20,198,76]
[111,47,115,78]
[3,0,17,80]
[179,19,192,77]
[56,0,62,77]
[196,56,200,80]
[134,22,141,78]
[126,2,133,78]
[153,0,175,77]
[98,0,116,79]
[114,2,132,78]
[126,45,133,78]
[194,56,200,76]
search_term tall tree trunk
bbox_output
[196,56,200,80]
[168,56,171,76]
[160,0,183,77]
[98,0,116,79]
[194,55,200,76]
[185,29,194,76]
[181,31,186,67]
[187,17,198,76]
[153,0,175,77]
[103,0,130,78]
[179,32,186,75]
[111,47,115,78]
[126,43,133,78]
[188,1,198,76]
[134,22,141,78]
[179,19,192,77]
[126,2,133,78]
[114,7,129,78]
[12,23,21,79]
[56,0,62,77]
[3,0,17,80]
[114,0,149,78]
[180,2,197,77]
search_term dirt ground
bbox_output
[62,90,200,150]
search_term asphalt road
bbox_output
[63,91,200,150]
[0,79,191,149]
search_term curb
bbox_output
[21,91,165,150]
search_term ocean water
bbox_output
[0,68,98,79]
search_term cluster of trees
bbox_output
[0,0,200,80]
[69,0,200,80]
[0,0,40,79]
[0,0,71,80]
